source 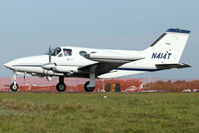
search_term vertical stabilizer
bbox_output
[144,28,190,64]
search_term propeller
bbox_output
[24,72,26,81]
[49,46,52,63]
[42,46,55,70]
[46,76,52,82]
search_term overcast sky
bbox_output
[0,0,198,79]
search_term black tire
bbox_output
[84,81,95,92]
[56,82,66,92]
[10,82,19,91]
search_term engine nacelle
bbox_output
[53,66,78,73]
[41,63,56,70]
[84,52,144,63]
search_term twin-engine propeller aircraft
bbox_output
[4,28,191,92]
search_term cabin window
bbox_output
[63,49,72,56]
[79,51,87,56]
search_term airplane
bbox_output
[4,28,191,92]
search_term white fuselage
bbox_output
[4,46,156,79]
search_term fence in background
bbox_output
[0,77,142,92]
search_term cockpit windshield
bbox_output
[51,47,61,56]
[45,47,72,57]
[45,47,62,56]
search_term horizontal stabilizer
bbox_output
[156,63,191,70]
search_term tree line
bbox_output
[144,80,199,92]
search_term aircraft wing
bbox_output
[156,63,191,70]
[79,62,123,76]
[79,52,144,76]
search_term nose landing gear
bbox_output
[10,72,19,91]
[10,82,19,91]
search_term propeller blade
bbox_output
[49,46,52,63]
[46,76,52,82]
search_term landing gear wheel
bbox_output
[10,82,19,91]
[56,82,66,92]
[84,81,95,92]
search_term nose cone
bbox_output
[4,61,15,70]
[4,55,49,71]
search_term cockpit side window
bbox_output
[63,49,72,56]
[58,53,63,57]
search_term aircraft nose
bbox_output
[4,61,14,69]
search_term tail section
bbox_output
[98,28,191,79]
[144,28,190,65]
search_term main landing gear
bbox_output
[56,76,66,92]
[84,72,95,92]
[56,65,97,92]
[56,75,96,92]
[84,81,95,92]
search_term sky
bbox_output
[0,0,198,79]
